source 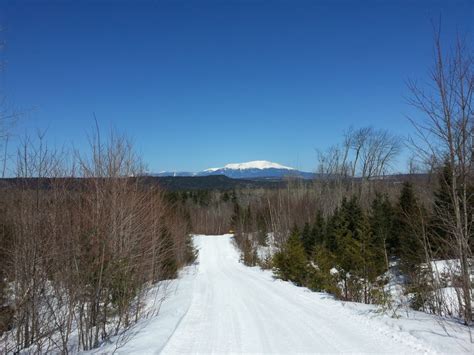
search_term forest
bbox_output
[0,19,472,354]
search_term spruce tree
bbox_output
[311,210,326,248]
[370,193,393,270]
[230,201,241,231]
[325,207,342,252]
[357,211,378,303]
[341,196,364,233]
[310,245,339,296]
[394,182,424,274]
[431,163,456,255]
[334,220,361,300]
[432,161,474,256]
[273,228,308,286]
[300,222,314,256]
[338,197,365,301]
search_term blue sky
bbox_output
[2,0,473,172]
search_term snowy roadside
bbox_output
[246,264,474,354]
[87,235,473,354]
[86,265,197,354]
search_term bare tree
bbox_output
[407,26,473,324]
[317,126,400,200]
[0,126,194,352]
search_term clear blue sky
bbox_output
[1,0,473,172]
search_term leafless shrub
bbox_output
[0,128,193,352]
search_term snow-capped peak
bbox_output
[205,160,295,172]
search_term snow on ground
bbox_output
[93,235,474,354]
[383,257,473,319]
[88,267,197,354]
[256,232,278,261]
[428,259,474,318]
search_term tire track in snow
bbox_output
[161,235,431,354]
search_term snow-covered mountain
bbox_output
[155,160,315,179]
[199,160,309,179]
[203,160,294,172]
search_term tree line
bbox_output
[230,29,474,325]
[175,30,474,325]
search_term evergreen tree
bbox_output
[432,161,474,256]
[273,229,308,286]
[180,191,188,204]
[230,201,241,231]
[324,207,342,252]
[342,196,364,233]
[431,162,456,256]
[335,198,364,300]
[330,196,378,302]
[300,222,314,256]
[369,193,393,269]
[393,182,424,274]
[311,210,326,248]
[309,245,339,296]
[222,191,230,202]
[357,211,379,303]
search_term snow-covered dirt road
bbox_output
[161,235,428,354]
[95,234,472,354]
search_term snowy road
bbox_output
[161,235,428,354]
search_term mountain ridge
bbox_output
[154,160,314,179]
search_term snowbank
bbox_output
[88,266,197,354]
